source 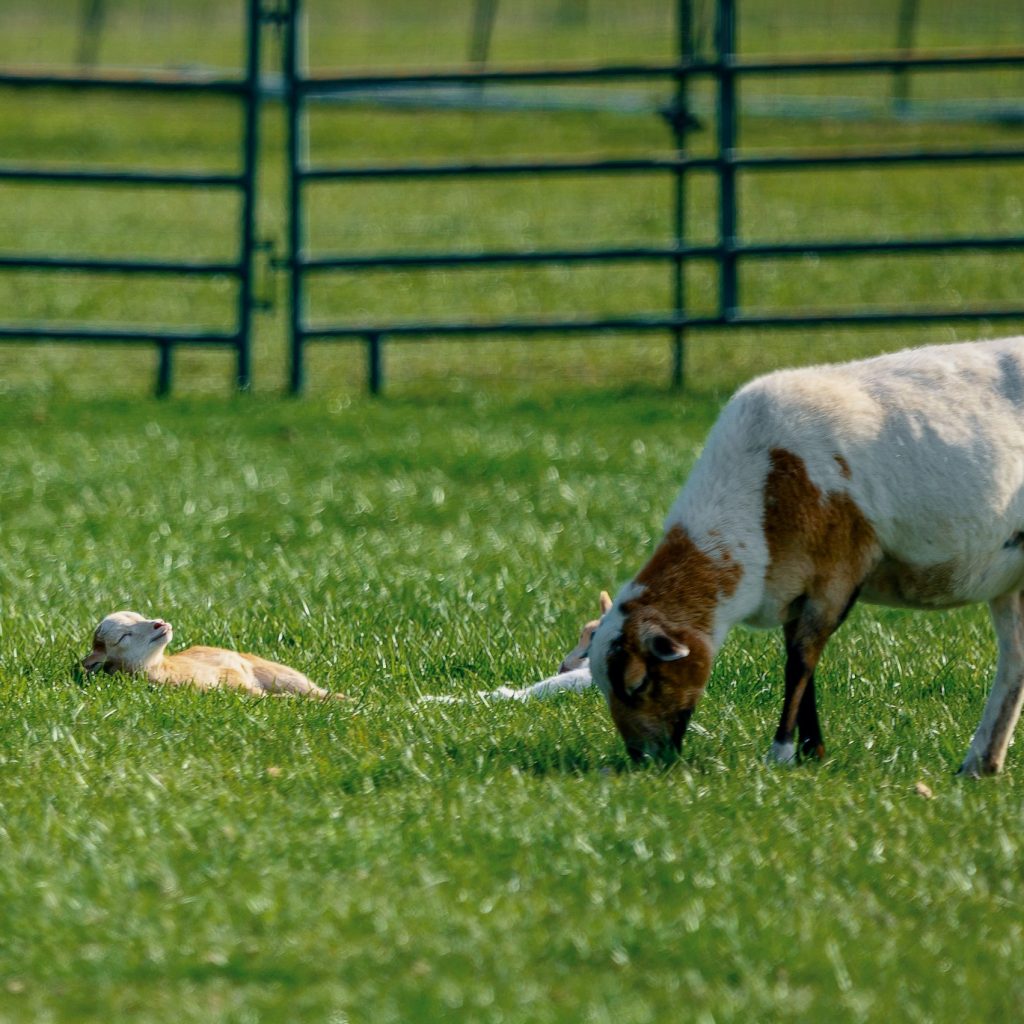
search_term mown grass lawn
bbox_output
[2,2,1024,1021]
[1,388,1022,1024]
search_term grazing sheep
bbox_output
[83,611,343,700]
[588,337,1024,775]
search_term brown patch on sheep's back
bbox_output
[764,448,967,612]
[833,454,852,479]
[628,525,743,635]
[763,448,880,613]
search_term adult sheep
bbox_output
[588,337,1024,776]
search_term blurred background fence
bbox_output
[1,0,1023,395]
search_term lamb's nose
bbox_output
[153,620,166,629]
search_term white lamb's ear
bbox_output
[644,630,689,663]
[599,590,613,615]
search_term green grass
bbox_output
[1,390,1023,1024]
[2,3,1024,1022]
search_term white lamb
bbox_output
[419,592,611,704]
[588,337,1024,775]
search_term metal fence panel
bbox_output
[282,0,1024,395]
[0,0,265,396]
[6,2,1024,395]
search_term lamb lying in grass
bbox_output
[419,592,611,704]
[83,611,344,700]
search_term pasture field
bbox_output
[2,2,1024,1022]
[2,389,1024,1024]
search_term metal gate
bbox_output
[4,1,1024,395]
[281,0,1024,394]
[0,0,265,395]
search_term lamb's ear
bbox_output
[82,649,105,673]
[599,590,613,615]
[643,629,689,663]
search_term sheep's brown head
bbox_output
[82,611,173,674]
[590,598,713,762]
[590,527,741,762]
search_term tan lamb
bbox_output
[82,610,343,700]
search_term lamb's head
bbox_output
[589,591,713,763]
[82,611,173,674]
[558,590,613,673]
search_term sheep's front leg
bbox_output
[796,675,825,761]
[768,608,843,765]
[959,591,1024,777]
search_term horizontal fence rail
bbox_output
[0,255,242,275]
[283,0,1024,395]
[0,326,239,344]
[295,46,1024,90]
[301,306,1024,340]
[299,234,1024,273]
[0,67,249,94]
[0,164,244,186]
[300,146,1024,180]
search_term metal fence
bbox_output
[282,0,1024,394]
[4,0,1024,394]
[283,0,698,394]
[0,0,265,395]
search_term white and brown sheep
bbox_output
[588,337,1024,776]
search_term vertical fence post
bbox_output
[235,0,262,391]
[367,332,384,394]
[893,0,919,113]
[285,0,306,394]
[715,0,738,321]
[468,0,500,67]
[156,341,173,397]
[669,0,692,390]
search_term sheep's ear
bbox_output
[643,630,689,663]
[82,650,105,673]
[599,590,613,615]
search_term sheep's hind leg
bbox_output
[210,666,268,698]
[959,591,1024,777]
[267,676,345,701]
